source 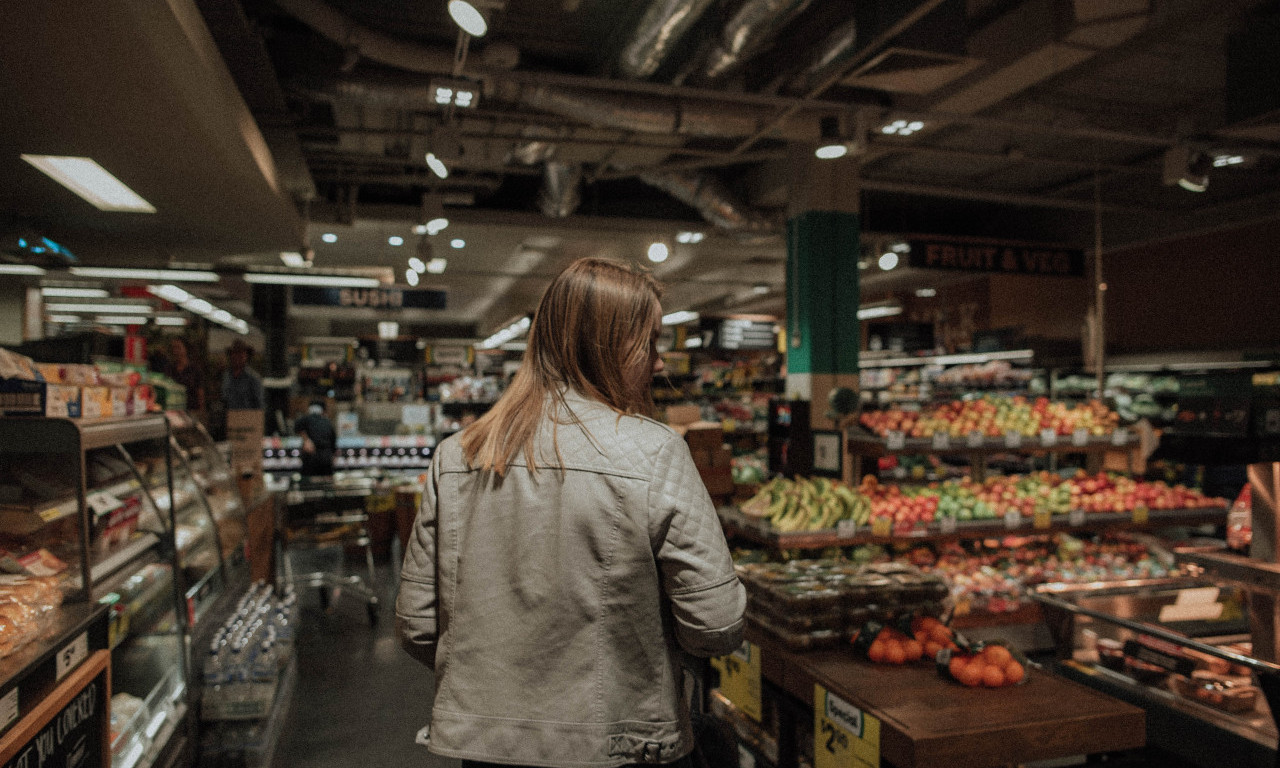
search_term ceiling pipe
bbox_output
[778,15,859,95]
[695,0,815,83]
[617,0,717,80]
[538,161,583,217]
[639,172,780,233]
[272,0,460,74]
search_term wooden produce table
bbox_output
[739,625,1145,768]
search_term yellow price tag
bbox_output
[710,642,762,722]
[871,517,892,537]
[1033,509,1052,529]
[815,685,880,768]
[1132,505,1149,524]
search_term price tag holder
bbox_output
[0,687,18,733]
[1004,432,1022,449]
[1072,428,1089,447]
[1133,505,1150,524]
[885,431,906,451]
[966,432,985,448]
[871,517,892,537]
[1033,509,1052,529]
[931,433,951,451]
[837,520,859,539]
[710,642,762,722]
[1069,508,1086,527]
[86,492,122,517]
[1112,430,1130,446]
[938,516,957,535]
[1039,429,1057,447]
[56,631,89,681]
[1004,510,1021,530]
[815,685,880,768]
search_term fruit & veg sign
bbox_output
[907,236,1084,277]
[815,686,879,768]
[711,642,761,721]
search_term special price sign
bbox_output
[815,686,880,768]
[710,642,762,722]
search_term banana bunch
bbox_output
[739,476,870,532]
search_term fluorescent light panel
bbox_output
[20,155,156,213]
[95,315,147,325]
[46,302,152,314]
[41,287,109,298]
[662,310,698,325]
[857,305,903,320]
[70,267,219,282]
[0,264,46,275]
[243,273,381,288]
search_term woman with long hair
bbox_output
[397,257,745,767]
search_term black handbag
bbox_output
[682,654,741,768]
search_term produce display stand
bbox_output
[718,505,1228,550]
[725,623,1145,768]
[846,429,1134,483]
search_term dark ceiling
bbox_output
[2,0,1279,336]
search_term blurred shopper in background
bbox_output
[397,257,745,767]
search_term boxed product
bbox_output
[81,386,112,418]
[0,378,82,417]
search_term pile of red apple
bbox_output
[860,395,1121,439]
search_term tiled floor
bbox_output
[273,548,458,768]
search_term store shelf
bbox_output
[0,602,109,740]
[718,505,1227,550]
[66,532,162,590]
[847,429,1134,458]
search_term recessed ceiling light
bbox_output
[321,233,338,243]
[647,242,669,263]
[915,287,937,298]
[676,231,705,244]
[0,264,45,275]
[426,153,449,179]
[426,258,448,274]
[405,269,420,287]
[815,144,848,160]
[426,216,449,235]
[409,257,427,273]
[878,252,899,270]
[413,224,429,235]
[20,155,156,213]
[751,285,770,295]
[450,239,466,249]
[388,236,405,247]
[280,251,310,268]
[448,0,488,37]
[379,321,400,339]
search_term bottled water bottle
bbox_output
[203,641,225,712]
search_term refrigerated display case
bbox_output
[0,415,191,768]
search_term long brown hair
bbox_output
[460,257,663,475]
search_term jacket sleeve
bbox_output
[396,455,440,669]
[649,434,746,658]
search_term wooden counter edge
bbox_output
[0,650,111,765]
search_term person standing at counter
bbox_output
[293,400,336,476]
[164,337,204,413]
[221,338,264,411]
[396,257,745,767]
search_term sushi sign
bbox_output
[907,236,1085,277]
[292,286,447,310]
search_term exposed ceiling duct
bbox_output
[639,172,779,234]
[538,161,583,217]
[778,15,859,95]
[272,0,459,75]
[694,0,814,83]
[617,0,717,80]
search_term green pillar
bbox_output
[784,152,862,422]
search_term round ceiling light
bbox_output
[448,0,488,37]
[878,252,899,271]
[647,242,669,263]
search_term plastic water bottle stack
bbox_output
[202,582,299,717]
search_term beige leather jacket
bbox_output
[396,388,746,767]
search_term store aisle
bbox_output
[274,553,458,768]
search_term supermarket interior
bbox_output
[2,0,1280,767]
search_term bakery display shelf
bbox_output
[0,602,107,705]
[847,429,1134,458]
[0,415,168,453]
[0,475,146,530]
[65,533,161,591]
[719,505,1228,550]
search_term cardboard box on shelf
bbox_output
[710,446,733,468]
[81,386,111,418]
[683,422,724,452]
[0,379,82,417]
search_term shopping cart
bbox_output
[277,475,380,625]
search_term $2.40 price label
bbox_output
[815,685,880,768]
[710,642,762,722]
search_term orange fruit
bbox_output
[884,641,906,665]
[903,639,924,662]
[983,645,1014,668]
[924,641,943,659]
[868,640,887,663]
[914,630,930,644]
[982,665,1007,688]
[930,626,954,643]
[956,661,985,687]
[1005,661,1025,685]
[948,656,969,679]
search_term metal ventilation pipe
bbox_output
[273,0,457,74]
[539,162,583,217]
[617,0,717,79]
[780,15,859,95]
[639,172,778,233]
[699,0,815,82]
